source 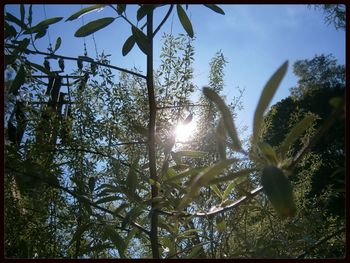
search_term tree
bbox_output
[4,4,345,259]
[313,4,346,30]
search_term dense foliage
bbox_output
[4,4,345,259]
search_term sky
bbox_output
[5,4,346,140]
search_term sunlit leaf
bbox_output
[258,142,278,165]
[9,65,26,95]
[216,118,227,160]
[164,167,204,183]
[210,168,254,185]
[279,114,317,159]
[131,26,150,55]
[203,87,242,152]
[210,185,222,198]
[66,4,105,21]
[122,35,135,56]
[176,4,194,38]
[223,181,236,199]
[75,17,115,37]
[252,61,288,148]
[216,217,226,232]
[190,159,237,198]
[174,150,207,158]
[203,4,225,15]
[261,165,296,218]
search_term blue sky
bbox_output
[5,4,345,139]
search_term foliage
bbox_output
[4,4,345,259]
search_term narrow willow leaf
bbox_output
[6,12,27,29]
[24,17,63,34]
[190,159,236,197]
[210,185,223,198]
[261,166,296,218]
[95,195,121,204]
[258,142,278,165]
[75,17,115,37]
[176,4,194,38]
[252,61,288,147]
[69,223,92,247]
[53,37,62,52]
[216,217,226,232]
[174,150,207,158]
[28,62,53,76]
[103,225,127,258]
[122,35,135,56]
[279,114,317,159]
[223,181,236,199]
[203,4,225,15]
[116,4,126,15]
[137,4,155,21]
[216,118,227,160]
[34,28,47,40]
[126,161,138,200]
[88,177,96,193]
[66,4,105,21]
[203,87,242,152]
[10,65,26,95]
[164,167,204,183]
[210,168,254,185]
[20,4,25,23]
[131,26,150,55]
[28,5,32,25]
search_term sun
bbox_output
[175,121,196,142]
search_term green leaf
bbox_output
[20,4,25,23]
[5,55,17,66]
[28,5,32,25]
[5,23,17,39]
[137,4,155,21]
[103,225,126,258]
[53,37,62,52]
[216,217,226,232]
[223,181,236,199]
[88,177,96,193]
[216,118,227,160]
[66,5,105,21]
[122,35,135,56]
[24,17,63,34]
[34,28,47,40]
[116,4,126,15]
[174,150,207,158]
[74,17,115,37]
[190,159,237,198]
[10,65,26,95]
[258,142,278,165]
[210,185,222,198]
[252,61,288,148]
[126,161,138,200]
[5,12,27,29]
[279,114,317,159]
[261,166,296,218]
[28,62,53,76]
[204,4,225,15]
[131,26,150,55]
[95,195,121,204]
[203,87,242,152]
[176,5,194,38]
[164,167,204,183]
[69,223,92,247]
[210,168,254,185]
